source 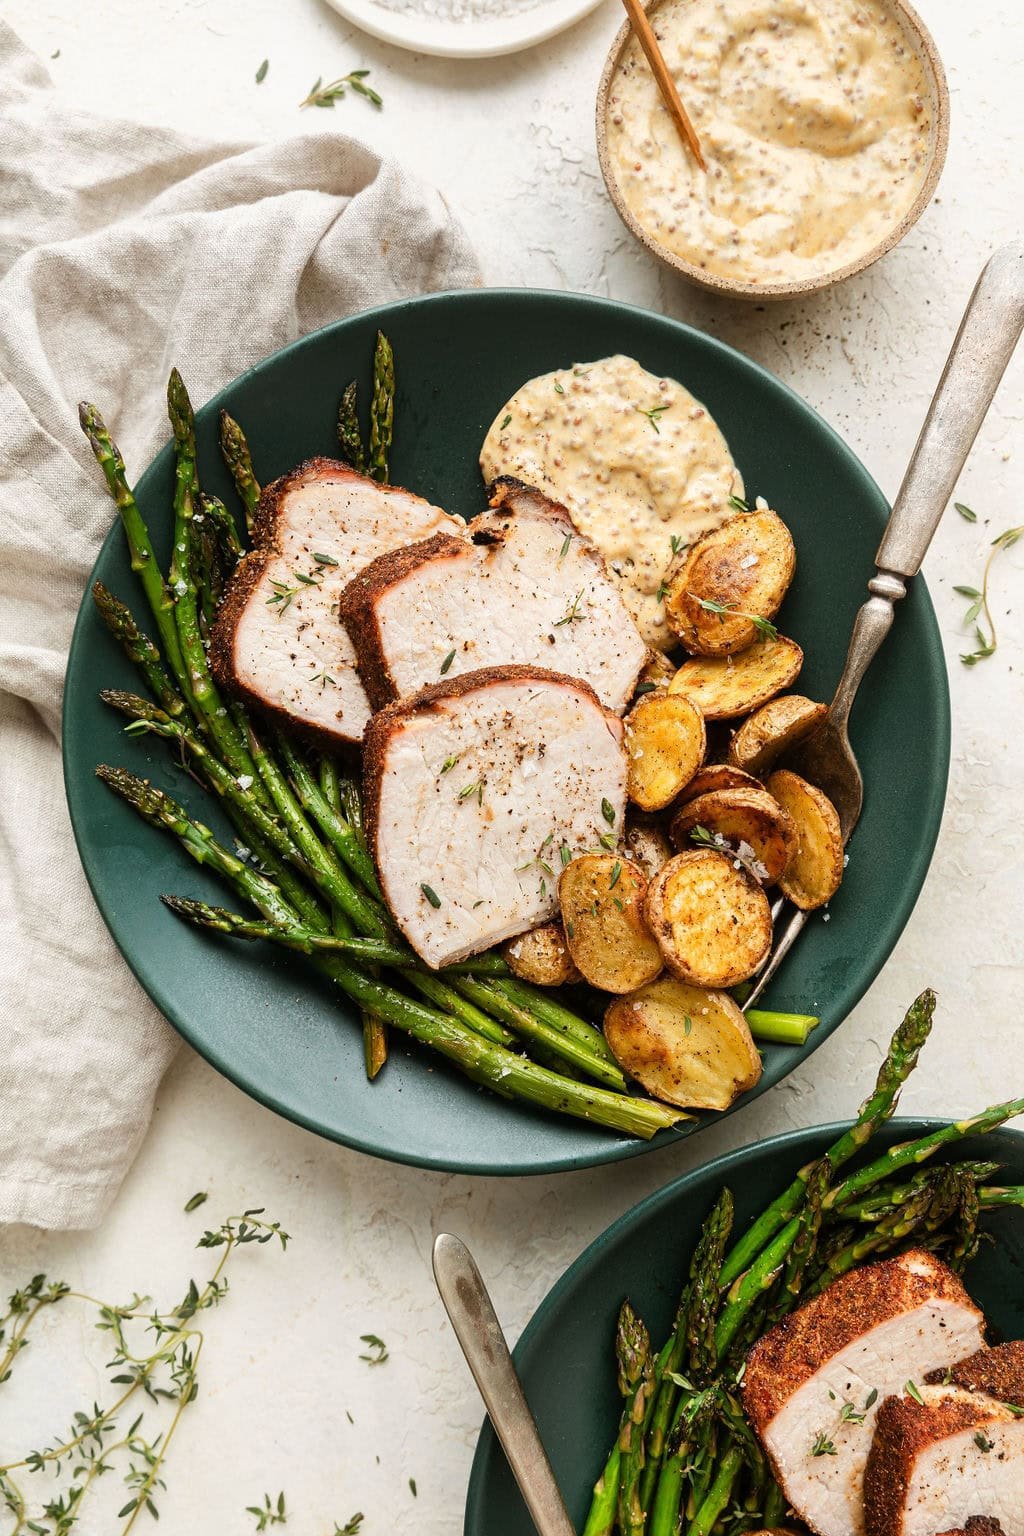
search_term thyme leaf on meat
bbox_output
[266,581,298,614]
[313,551,340,567]
[974,1431,994,1453]
[300,70,383,109]
[439,754,459,775]
[904,1379,924,1404]
[419,885,441,910]
[439,648,457,675]
[458,780,485,806]
[559,534,572,561]
[554,590,585,627]
[810,1431,837,1457]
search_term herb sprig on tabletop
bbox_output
[300,72,383,110]
[955,521,1022,667]
[0,1204,288,1535]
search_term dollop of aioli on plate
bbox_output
[480,355,743,648]
[604,0,935,287]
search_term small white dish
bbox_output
[323,0,604,59]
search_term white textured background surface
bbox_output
[2,0,1022,1531]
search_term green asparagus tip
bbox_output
[167,368,195,441]
[95,763,165,819]
[99,688,165,724]
[161,894,237,933]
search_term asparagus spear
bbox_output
[218,409,261,533]
[275,732,382,898]
[367,331,394,483]
[196,490,243,569]
[92,583,186,719]
[454,977,626,1091]
[79,404,187,684]
[337,381,365,472]
[718,988,935,1286]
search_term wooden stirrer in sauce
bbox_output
[618,0,707,171]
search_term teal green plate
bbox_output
[62,290,950,1175]
[465,1119,1024,1532]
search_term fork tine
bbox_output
[742,904,808,1012]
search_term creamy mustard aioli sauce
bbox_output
[480,355,743,648]
[605,0,934,286]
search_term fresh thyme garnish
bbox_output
[554,590,585,626]
[956,523,1022,666]
[420,884,441,909]
[313,551,340,567]
[601,798,616,827]
[689,824,770,884]
[458,780,485,806]
[439,754,459,775]
[729,493,750,512]
[637,403,670,433]
[955,501,977,522]
[839,1399,867,1425]
[974,1431,994,1453]
[337,1516,364,1534]
[359,1333,389,1365]
[300,70,383,109]
[609,861,622,890]
[904,1379,924,1405]
[810,1431,837,1457]
[670,534,686,556]
[683,1014,693,1035]
[500,413,512,431]
[598,832,617,850]
[689,593,778,639]
[554,381,565,395]
[409,1478,418,1497]
[0,1206,288,1534]
[293,569,320,586]
[309,671,337,690]
[183,1191,208,1213]
[656,580,671,604]
[255,59,269,84]
[559,533,573,561]
[633,680,658,695]
[560,843,572,867]
[439,648,457,674]
[266,580,298,614]
[246,1491,287,1529]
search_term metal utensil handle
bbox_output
[877,241,1024,577]
[432,1234,576,1536]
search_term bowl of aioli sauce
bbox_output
[596,0,949,298]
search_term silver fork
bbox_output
[744,242,1024,1012]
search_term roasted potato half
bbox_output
[502,922,581,987]
[668,634,803,721]
[677,762,763,805]
[635,648,677,694]
[727,694,828,775]
[670,787,798,886]
[558,854,663,994]
[604,977,762,1111]
[624,816,674,882]
[644,850,772,988]
[766,769,844,910]
[625,689,706,812]
[664,509,796,656]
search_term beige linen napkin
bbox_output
[0,24,480,1230]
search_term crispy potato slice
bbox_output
[668,634,803,720]
[727,695,828,774]
[604,977,762,1111]
[669,786,797,885]
[766,769,844,910]
[664,509,796,656]
[635,648,677,694]
[502,922,581,987]
[625,689,706,812]
[677,762,763,804]
[644,850,772,987]
[624,816,674,882]
[558,854,663,994]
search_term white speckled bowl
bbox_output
[596,0,950,300]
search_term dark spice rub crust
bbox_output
[863,1389,1019,1536]
[361,662,618,878]
[338,531,469,710]
[926,1342,1024,1407]
[936,1522,1005,1536]
[742,1250,980,1430]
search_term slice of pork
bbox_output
[363,665,626,968]
[210,459,465,746]
[936,1521,1005,1536]
[864,1377,1024,1536]
[742,1250,987,1536]
[339,478,647,714]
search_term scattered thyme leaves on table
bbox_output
[300,71,383,109]
[0,1204,288,1535]
[256,59,269,84]
[956,521,1022,666]
[359,1334,389,1366]
[247,1490,288,1529]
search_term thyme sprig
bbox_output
[554,590,585,627]
[689,593,778,640]
[637,403,670,433]
[0,1207,288,1535]
[247,1490,288,1529]
[956,523,1022,667]
[300,71,383,109]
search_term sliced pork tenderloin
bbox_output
[339,477,647,714]
[210,459,464,746]
[864,1373,1024,1536]
[363,665,626,968]
[742,1250,987,1536]
[935,1521,1005,1536]
[928,1341,1024,1404]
